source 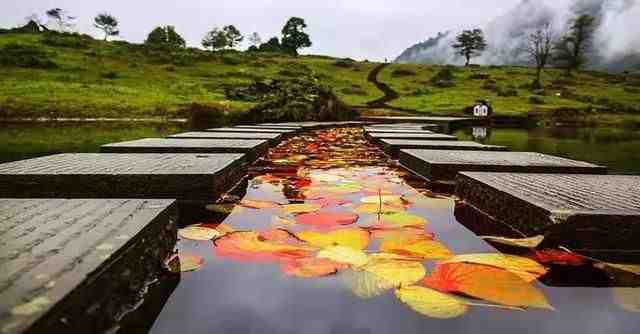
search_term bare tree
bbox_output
[94,13,120,41]
[525,23,554,89]
[46,8,76,32]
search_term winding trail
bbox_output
[366,63,400,108]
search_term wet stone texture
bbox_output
[205,127,297,134]
[0,153,246,202]
[456,172,640,252]
[364,129,436,134]
[167,132,283,145]
[101,138,268,162]
[400,150,608,183]
[366,132,458,144]
[0,199,178,334]
[378,139,508,157]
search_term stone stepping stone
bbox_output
[364,128,435,134]
[206,127,296,134]
[234,124,303,130]
[0,198,177,334]
[361,116,475,131]
[168,131,282,145]
[456,172,640,252]
[367,132,458,142]
[101,138,268,162]
[399,150,607,184]
[378,139,508,157]
[0,153,245,202]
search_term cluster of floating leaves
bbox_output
[170,127,640,318]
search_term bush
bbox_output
[0,43,56,68]
[469,73,490,80]
[333,59,356,68]
[41,32,91,49]
[430,67,455,87]
[481,80,498,91]
[496,86,518,97]
[101,71,119,80]
[391,68,416,77]
[529,95,545,105]
[340,85,367,96]
[221,55,243,65]
[624,86,640,94]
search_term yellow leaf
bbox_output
[404,196,454,209]
[272,216,297,226]
[380,236,452,260]
[613,288,640,313]
[342,269,391,299]
[377,212,429,227]
[282,203,321,214]
[240,199,281,209]
[395,286,468,319]
[179,254,204,272]
[442,253,547,276]
[597,263,640,276]
[360,195,403,205]
[11,296,51,316]
[317,246,369,267]
[353,203,405,214]
[480,235,545,248]
[297,228,370,250]
[178,225,224,241]
[363,259,426,287]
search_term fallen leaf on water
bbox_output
[178,224,225,241]
[375,212,429,227]
[596,263,640,276]
[380,235,452,260]
[240,199,281,209]
[404,196,454,209]
[317,246,369,267]
[531,249,587,266]
[311,197,352,208]
[363,259,426,287]
[342,269,392,299]
[214,231,313,262]
[395,286,468,319]
[295,212,359,228]
[205,203,236,214]
[353,203,405,214]
[360,195,404,205]
[368,226,433,241]
[282,203,321,214]
[272,216,297,227]
[613,288,640,313]
[422,262,553,310]
[297,228,370,250]
[480,235,545,248]
[177,253,204,272]
[281,258,345,278]
[442,253,547,276]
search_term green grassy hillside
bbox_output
[1,32,639,123]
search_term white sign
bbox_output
[473,105,489,117]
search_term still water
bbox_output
[146,127,639,334]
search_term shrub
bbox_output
[0,43,56,68]
[101,71,119,80]
[391,68,416,77]
[496,86,518,97]
[333,59,356,68]
[624,86,639,94]
[529,95,545,104]
[41,32,91,49]
[340,85,367,96]
[221,55,242,65]
[469,73,490,80]
[430,67,455,87]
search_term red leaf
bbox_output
[295,212,359,229]
[531,249,587,266]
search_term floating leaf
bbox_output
[353,203,405,214]
[295,212,359,228]
[360,195,404,205]
[376,212,429,227]
[281,258,345,278]
[178,224,225,241]
[613,288,640,313]
[481,235,545,248]
[531,249,587,266]
[404,196,454,209]
[317,246,369,267]
[364,259,426,287]
[240,199,281,209]
[205,203,236,214]
[177,253,204,272]
[395,286,468,319]
[297,228,370,250]
[342,269,391,299]
[282,203,321,214]
[422,263,553,310]
[311,198,351,208]
[442,253,547,276]
[272,216,297,227]
[596,263,640,276]
[380,235,452,260]
[214,231,313,262]
[368,226,433,241]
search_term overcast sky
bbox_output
[1,0,572,60]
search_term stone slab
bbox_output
[234,124,303,130]
[365,129,435,134]
[363,116,478,132]
[0,153,246,202]
[101,138,268,162]
[205,127,296,134]
[399,150,607,183]
[379,139,508,157]
[456,172,640,251]
[0,198,177,334]
[168,131,282,145]
[366,132,458,143]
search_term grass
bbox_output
[1,31,638,123]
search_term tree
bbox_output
[281,17,311,55]
[524,23,554,88]
[202,28,228,51]
[46,8,76,32]
[259,37,282,52]
[554,15,595,76]
[452,29,487,66]
[94,13,119,41]
[145,26,186,49]
[248,32,262,47]
[222,25,243,48]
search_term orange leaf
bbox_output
[214,231,314,262]
[280,258,345,278]
[240,199,281,209]
[295,212,359,228]
[380,235,452,260]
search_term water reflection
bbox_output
[151,127,640,334]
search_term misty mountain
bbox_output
[395,0,640,72]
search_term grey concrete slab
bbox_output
[379,139,508,157]
[206,127,296,134]
[362,116,478,132]
[235,124,303,130]
[101,138,268,162]
[364,128,435,134]
[456,172,640,251]
[168,131,282,145]
[0,198,177,334]
[0,153,246,202]
[368,123,439,131]
[399,150,607,183]
[366,132,458,142]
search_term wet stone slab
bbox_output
[0,153,246,202]
[378,139,508,157]
[101,138,268,162]
[234,124,303,130]
[0,198,177,334]
[364,128,435,134]
[205,127,297,134]
[456,172,640,251]
[366,132,458,143]
[399,150,607,183]
[168,131,282,145]
[367,123,440,131]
